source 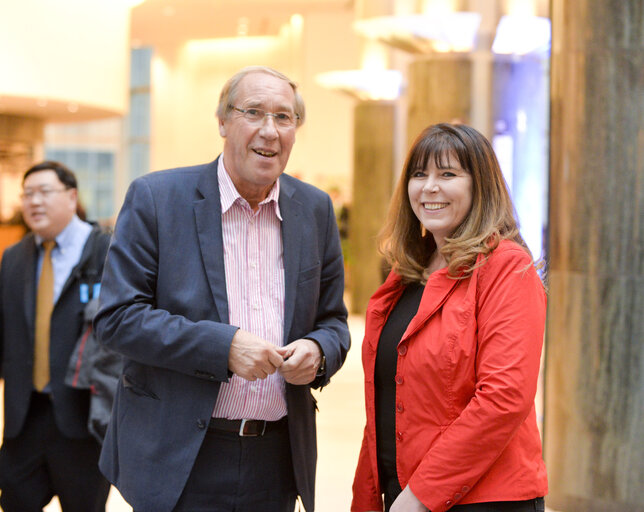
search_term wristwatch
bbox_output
[316,354,326,377]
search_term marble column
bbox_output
[350,102,395,314]
[407,56,473,147]
[0,114,44,221]
[544,1,643,511]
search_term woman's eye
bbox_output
[442,171,456,177]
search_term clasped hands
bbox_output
[228,329,322,385]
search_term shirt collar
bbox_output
[34,215,83,250]
[217,154,282,220]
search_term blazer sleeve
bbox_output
[94,177,237,382]
[408,246,546,512]
[301,194,351,387]
[0,253,4,380]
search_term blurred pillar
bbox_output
[0,115,44,222]
[544,1,644,511]
[407,56,473,147]
[350,102,395,314]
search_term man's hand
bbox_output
[277,338,323,385]
[390,486,428,512]
[228,329,284,381]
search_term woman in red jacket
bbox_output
[351,123,547,512]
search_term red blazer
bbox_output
[352,240,547,512]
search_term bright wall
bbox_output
[146,10,359,196]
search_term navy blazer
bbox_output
[95,158,350,512]
[0,226,110,439]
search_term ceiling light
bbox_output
[354,13,481,53]
[492,15,551,55]
[315,70,403,101]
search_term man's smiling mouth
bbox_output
[253,149,277,157]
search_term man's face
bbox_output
[21,170,77,240]
[219,72,297,206]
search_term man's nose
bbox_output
[259,115,279,137]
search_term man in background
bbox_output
[0,161,111,511]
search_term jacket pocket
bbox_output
[122,374,159,400]
[298,262,321,284]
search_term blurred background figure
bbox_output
[0,161,112,512]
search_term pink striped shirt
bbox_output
[212,156,288,421]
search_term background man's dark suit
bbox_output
[0,225,109,439]
[95,157,350,512]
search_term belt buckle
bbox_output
[239,419,266,437]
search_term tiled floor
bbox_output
[4,314,560,511]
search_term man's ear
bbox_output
[218,117,227,138]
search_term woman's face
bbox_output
[407,152,473,248]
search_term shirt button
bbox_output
[252,303,260,310]
[396,402,404,413]
[197,419,206,429]
[395,374,404,385]
[398,345,407,356]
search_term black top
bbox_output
[375,281,424,493]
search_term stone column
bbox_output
[407,56,473,147]
[350,102,395,314]
[0,115,44,221]
[544,1,643,511]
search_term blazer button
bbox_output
[445,500,453,507]
[462,485,470,493]
[454,493,462,500]
[395,374,404,385]
[197,419,206,429]
[396,402,404,413]
[398,345,407,356]
[396,431,403,441]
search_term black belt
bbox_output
[208,416,287,437]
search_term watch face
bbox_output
[316,356,326,376]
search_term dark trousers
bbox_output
[0,392,110,512]
[451,498,545,511]
[171,418,297,512]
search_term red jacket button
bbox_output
[398,345,407,355]
[454,493,462,500]
[445,500,453,506]
[395,374,404,385]
[396,402,404,412]
[461,486,470,493]
[396,432,403,441]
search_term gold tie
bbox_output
[34,240,55,391]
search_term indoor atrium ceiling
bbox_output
[130,0,354,46]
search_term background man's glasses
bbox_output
[21,188,69,202]
[229,105,299,128]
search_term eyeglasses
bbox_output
[21,187,69,202]
[229,105,299,128]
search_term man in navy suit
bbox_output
[94,66,350,512]
[0,161,111,511]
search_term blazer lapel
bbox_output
[23,236,38,345]
[402,269,461,341]
[279,178,302,344]
[194,158,230,324]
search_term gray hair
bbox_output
[216,66,306,126]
